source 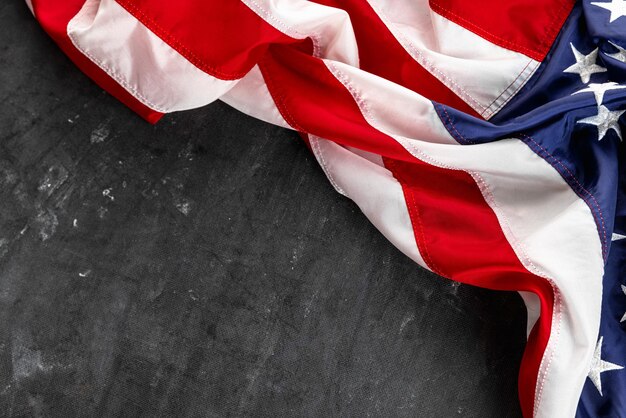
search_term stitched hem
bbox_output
[518,134,609,260]
[308,135,349,197]
[429,0,574,62]
[116,0,255,80]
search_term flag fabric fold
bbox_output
[26,0,626,416]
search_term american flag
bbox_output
[26,0,626,416]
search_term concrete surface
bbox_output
[0,1,526,417]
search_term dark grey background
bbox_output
[0,2,527,417]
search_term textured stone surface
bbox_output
[0,2,526,417]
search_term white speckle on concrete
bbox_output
[0,165,18,187]
[90,124,110,143]
[175,199,191,216]
[304,290,319,318]
[0,238,9,258]
[37,165,68,196]
[102,188,114,201]
[78,270,92,278]
[178,143,194,160]
[97,207,108,219]
[11,333,48,382]
[72,219,78,228]
[35,209,58,241]
[38,179,52,192]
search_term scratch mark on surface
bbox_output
[399,313,415,334]
[237,323,280,414]
[304,290,319,318]
[147,278,166,302]
[78,270,92,278]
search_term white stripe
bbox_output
[308,135,428,269]
[325,59,604,418]
[66,0,237,113]
[366,0,540,119]
[220,65,291,129]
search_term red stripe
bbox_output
[430,0,574,61]
[260,46,412,161]
[385,158,554,418]
[116,0,301,81]
[30,0,162,123]
[311,0,478,117]
[259,44,553,417]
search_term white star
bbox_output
[606,40,626,63]
[621,285,626,323]
[563,44,607,83]
[591,0,626,23]
[572,82,626,105]
[588,336,623,396]
[612,232,626,241]
[577,105,625,141]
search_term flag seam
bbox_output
[482,60,541,119]
[483,59,535,111]
[66,29,167,113]
[309,135,348,197]
[518,133,608,260]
